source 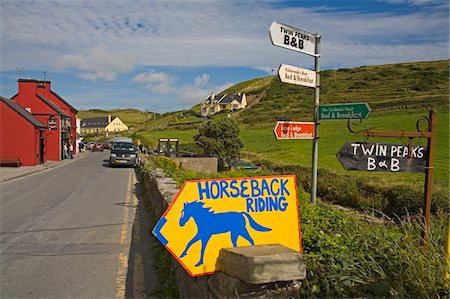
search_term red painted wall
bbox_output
[14,80,61,161]
[37,81,78,154]
[0,101,42,166]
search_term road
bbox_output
[0,151,156,298]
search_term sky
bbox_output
[0,0,448,113]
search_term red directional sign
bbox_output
[273,121,315,140]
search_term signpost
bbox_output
[269,21,321,204]
[153,175,302,276]
[343,110,437,245]
[336,142,427,173]
[278,64,316,88]
[269,21,318,57]
[319,103,371,121]
[273,121,315,140]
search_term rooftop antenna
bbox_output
[42,71,47,81]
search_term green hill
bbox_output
[78,60,448,129]
[77,108,159,128]
[227,60,449,124]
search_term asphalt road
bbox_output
[0,151,155,298]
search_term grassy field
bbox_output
[81,60,449,185]
[134,106,449,185]
[240,107,449,184]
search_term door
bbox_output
[39,130,45,164]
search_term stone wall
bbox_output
[140,166,304,298]
[173,157,218,174]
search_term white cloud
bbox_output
[131,71,176,94]
[1,0,447,73]
[0,0,448,112]
[194,74,210,88]
[53,48,136,82]
[176,75,234,104]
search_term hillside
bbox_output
[78,60,448,129]
[228,60,449,124]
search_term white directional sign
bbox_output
[278,64,316,88]
[269,21,318,57]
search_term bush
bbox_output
[300,199,448,298]
[143,156,448,298]
[193,117,244,171]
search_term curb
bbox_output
[0,151,89,183]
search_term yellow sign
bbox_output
[152,175,302,276]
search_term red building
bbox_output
[12,79,71,161]
[35,80,78,154]
[0,96,47,166]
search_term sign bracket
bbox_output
[346,110,437,245]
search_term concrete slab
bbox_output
[218,243,306,284]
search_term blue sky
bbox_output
[0,0,448,113]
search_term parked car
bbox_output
[92,143,104,151]
[103,141,113,149]
[109,139,139,167]
[86,142,95,150]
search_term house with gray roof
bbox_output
[201,93,247,116]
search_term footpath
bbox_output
[0,151,88,183]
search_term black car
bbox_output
[109,140,139,167]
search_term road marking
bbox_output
[115,169,135,299]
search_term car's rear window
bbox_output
[112,142,135,151]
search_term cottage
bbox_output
[80,115,128,135]
[0,96,47,166]
[201,93,247,116]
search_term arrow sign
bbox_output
[319,103,371,121]
[152,176,301,277]
[269,21,318,57]
[278,64,316,88]
[336,142,427,173]
[273,122,315,140]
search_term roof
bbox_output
[0,96,47,128]
[204,93,244,105]
[51,91,78,113]
[81,116,116,128]
[204,94,226,104]
[36,94,70,118]
[218,94,245,104]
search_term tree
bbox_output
[193,117,243,171]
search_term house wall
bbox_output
[0,102,42,166]
[38,81,78,155]
[105,117,128,132]
[15,80,62,161]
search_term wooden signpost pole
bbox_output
[360,110,436,244]
[422,110,436,244]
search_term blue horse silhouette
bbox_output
[179,200,272,267]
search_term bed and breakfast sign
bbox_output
[152,175,302,276]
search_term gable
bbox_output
[0,96,46,128]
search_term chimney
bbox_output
[36,80,51,98]
[211,93,215,100]
[108,115,111,123]
[17,79,38,102]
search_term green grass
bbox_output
[241,107,449,184]
[141,156,448,299]
[77,108,151,128]
[133,107,449,184]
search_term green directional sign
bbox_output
[319,103,371,121]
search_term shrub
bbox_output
[300,199,447,298]
[193,117,244,170]
[142,156,448,298]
